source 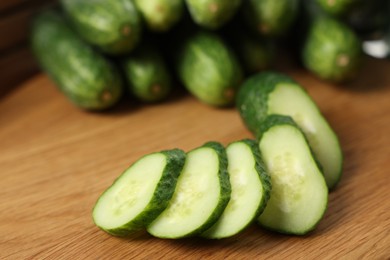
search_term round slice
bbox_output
[257,115,328,235]
[147,142,231,239]
[202,139,271,239]
[92,149,186,236]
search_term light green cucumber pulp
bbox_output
[93,149,185,236]
[203,139,271,239]
[147,142,231,239]
[257,115,328,235]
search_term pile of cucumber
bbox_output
[93,72,342,238]
[31,0,389,110]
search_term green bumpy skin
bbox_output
[175,30,243,106]
[302,17,362,82]
[93,149,186,236]
[190,141,232,236]
[134,0,184,32]
[61,0,142,55]
[202,139,271,239]
[240,139,272,217]
[121,44,172,102]
[185,0,242,29]
[236,72,296,136]
[241,0,299,37]
[31,10,123,110]
[147,141,231,238]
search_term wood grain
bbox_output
[0,57,389,259]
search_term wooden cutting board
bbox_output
[0,57,389,259]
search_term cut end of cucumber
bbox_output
[93,153,167,231]
[203,140,270,239]
[268,83,343,190]
[147,144,229,239]
[258,121,328,235]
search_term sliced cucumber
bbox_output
[257,115,328,235]
[147,142,231,239]
[202,139,271,239]
[237,72,342,189]
[92,149,186,236]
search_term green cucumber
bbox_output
[185,0,242,29]
[147,142,231,239]
[302,17,362,82]
[121,44,172,102]
[257,115,328,235]
[92,149,186,236]
[241,0,299,37]
[175,30,243,106]
[61,0,142,55]
[236,72,342,189]
[315,0,359,17]
[31,10,123,110]
[202,139,271,239]
[134,0,184,32]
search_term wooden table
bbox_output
[1,57,389,259]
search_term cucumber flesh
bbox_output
[258,115,328,235]
[92,149,185,236]
[147,142,231,239]
[203,140,271,239]
[267,83,342,189]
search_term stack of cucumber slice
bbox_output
[93,140,271,239]
[94,72,342,237]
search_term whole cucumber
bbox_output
[134,0,184,32]
[175,31,243,106]
[241,0,299,37]
[185,0,242,29]
[302,17,362,82]
[121,44,172,102]
[31,10,123,110]
[61,0,142,55]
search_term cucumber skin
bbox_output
[185,141,231,237]
[175,30,243,106]
[61,0,142,54]
[93,149,186,237]
[31,10,123,110]
[256,115,328,235]
[121,44,172,102]
[134,0,184,32]
[241,0,299,37]
[203,139,271,239]
[302,17,362,82]
[240,139,271,220]
[185,0,242,29]
[236,72,296,136]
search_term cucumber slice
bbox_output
[202,139,271,239]
[92,149,186,236]
[257,115,328,235]
[237,72,343,189]
[147,142,231,239]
